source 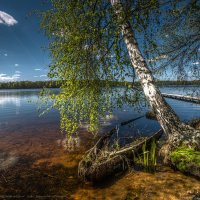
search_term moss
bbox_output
[170,146,200,172]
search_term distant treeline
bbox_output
[156,80,200,86]
[0,80,128,89]
[0,81,60,89]
[0,80,199,89]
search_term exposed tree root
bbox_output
[78,116,144,179]
[159,124,200,165]
[78,121,163,182]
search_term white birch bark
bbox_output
[110,0,200,155]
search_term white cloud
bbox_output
[34,68,41,71]
[192,62,199,65]
[0,73,20,81]
[13,74,20,77]
[34,76,38,78]
[40,75,47,77]
[0,73,7,76]
[4,53,8,57]
[0,11,18,26]
[14,64,19,67]
[15,71,21,74]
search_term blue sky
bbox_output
[0,0,199,82]
[0,0,51,82]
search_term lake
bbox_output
[0,86,200,199]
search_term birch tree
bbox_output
[40,0,200,161]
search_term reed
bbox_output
[134,138,157,172]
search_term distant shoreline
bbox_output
[0,80,199,89]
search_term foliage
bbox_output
[39,0,200,135]
[142,140,149,168]
[170,146,200,171]
[146,0,200,80]
[39,0,159,135]
[150,138,157,166]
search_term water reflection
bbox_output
[0,87,200,199]
[0,87,199,133]
[0,95,21,107]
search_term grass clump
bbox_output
[170,146,200,172]
[134,139,157,172]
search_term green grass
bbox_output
[134,139,157,172]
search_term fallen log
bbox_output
[162,93,200,104]
[110,129,163,157]
[83,155,128,182]
[78,128,163,182]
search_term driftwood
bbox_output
[78,115,163,182]
[162,93,200,104]
[79,116,144,167]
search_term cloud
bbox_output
[14,64,19,67]
[13,74,20,77]
[0,11,18,26]
[192,62,199,65]
[34,68,41,71]
[0,73,7,76]
[33,76,38,78]
[15,71,21,74]
[40,75,47,77]
[4,53,8,56]
[0,73,20,81]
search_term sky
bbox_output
[0,0,51,82]
[0,0,199,82]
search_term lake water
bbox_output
[0,86,199,199]
[0,86,199,136]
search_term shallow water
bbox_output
[0,86,199,199]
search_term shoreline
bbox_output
[0,80,199,90]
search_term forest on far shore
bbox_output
[0,80,199,89]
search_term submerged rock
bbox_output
[145,111,157,120]
[0,152,19,170]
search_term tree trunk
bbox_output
[110,0,200,160]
